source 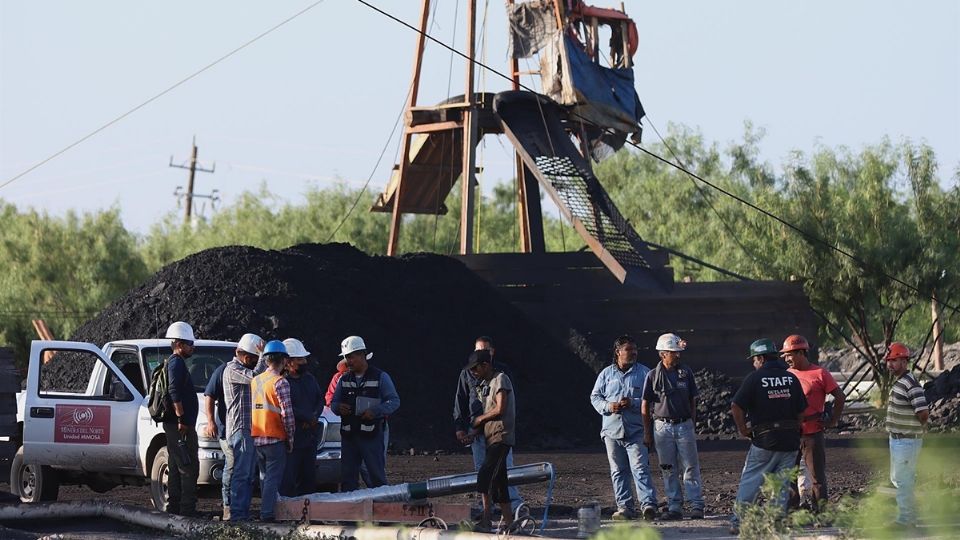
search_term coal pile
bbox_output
[925,364,960,433]
[694,369,738,437]
[65,243,599,451]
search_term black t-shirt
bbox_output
[732,361,807,451]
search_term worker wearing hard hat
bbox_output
[223,332,266,522]
[252,340,296,522]
[331,336,401,491]
[781,335,845,512]
[883,342,928,530]
[280,338,324,497]
[203,334,253,521]
[729,338,808,535]
[162,321,200,517]
[641,333,705,520]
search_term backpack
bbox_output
[147,359,170,423]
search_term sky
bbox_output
[1,0,958,234]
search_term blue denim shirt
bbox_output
[590,362,651,440]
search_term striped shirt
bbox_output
[253,374,296,447]
[886,373,928,436]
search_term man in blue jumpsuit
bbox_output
[331,336,400,491]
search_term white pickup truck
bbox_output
[11,339,341,509]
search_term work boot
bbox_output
[222,506,231,521]
[612,508,636,520]
[642,506,657,521]
[689,508,705,519]
[662,510,683,520]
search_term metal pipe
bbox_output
[291,462,553,503]
[0,501,510,539]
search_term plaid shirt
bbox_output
[253,372,296,447]
[223,358,255,438]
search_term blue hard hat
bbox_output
[262,340,288,356]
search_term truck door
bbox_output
[23,341,140,473]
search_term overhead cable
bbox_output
[352,0,959,315]
[0,0,328,192]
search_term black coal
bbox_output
[65,243,599,451]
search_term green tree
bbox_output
[0,202,148,368]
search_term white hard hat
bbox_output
[655,333,686,352]
[283,338,310,358]
[237,333,264,355]
[340,336,373,360]
[165,321,196,342]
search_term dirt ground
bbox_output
[3,438,881,519]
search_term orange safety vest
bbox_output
[251,371,286,440]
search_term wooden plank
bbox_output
[387,0,432,256]
[407,121,463,134]
[274,500,471,524]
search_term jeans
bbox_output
[472,433,522,510]
[342,433,387,491]
[889,436,922,525]
[602,434,658,512]
[789,431,827,508]
[731,444,796,526]
[162,422,199,514]
[228,430,257,521]
[281,443,316,496]
[256,441,288,520]
[218,437,234,508]
[653,419,704,512]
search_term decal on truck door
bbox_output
[55,404,111,444]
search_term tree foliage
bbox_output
[1,129,957,389]
[0,203,148,363]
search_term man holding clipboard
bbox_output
[331,335,401,491]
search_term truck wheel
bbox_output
[150,446,169,511]
[11,446,59,502]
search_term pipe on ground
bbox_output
[0,501,510,539]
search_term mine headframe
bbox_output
[372,0,671,290]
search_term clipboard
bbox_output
[355,396,381,415]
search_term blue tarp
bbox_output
[563,34,644,131]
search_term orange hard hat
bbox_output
[779,335,810,354]
[885,342,910,361]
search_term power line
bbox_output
[352,0,959,316]
[0,0,328,192]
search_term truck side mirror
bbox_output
[111,380,134,402]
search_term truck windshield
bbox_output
[142,346,235,392]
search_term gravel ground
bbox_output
[0,438,884,538]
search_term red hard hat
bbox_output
[779,335,810,354]
[885,342,910,361]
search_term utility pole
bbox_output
[170,137,216,224]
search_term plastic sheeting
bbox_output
[540,32,644,138]
[507,1,557,59]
